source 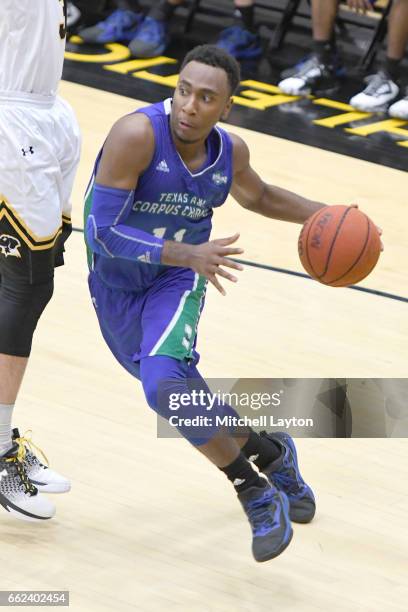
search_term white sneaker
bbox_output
[349,70,399,112]
[12,429,71,494]
[388,88,408,119]
[278,54,339,95]
[67,2,82,29]
[0,445,56,522]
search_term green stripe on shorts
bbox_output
[150,274,207,360]
[83,178,95,269]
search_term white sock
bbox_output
[0,403,14,456]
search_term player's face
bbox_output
[171,61,233,144]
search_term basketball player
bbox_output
[84,44,324,562]
[0,1,81,521]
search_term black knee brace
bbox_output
[0,276,54,357]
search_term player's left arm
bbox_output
[229,133,325,224]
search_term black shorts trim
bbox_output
[0,199,72,284]
[0,197,64,250]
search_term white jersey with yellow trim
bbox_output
[0,0,66,97]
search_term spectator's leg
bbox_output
[387,0,408,117]
[350,0,408,112]
[234,0,256,33]
[278,0,342,95]
[116,0,141,9]
[311,0,338,42]
[385,0,408,71]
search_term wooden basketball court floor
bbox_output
[1,81,407,612]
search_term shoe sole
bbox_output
[351,105,389,113]
[290,508,315,524]
[255,526,293,562]
[0,493,54,522]
[129,44,168,58]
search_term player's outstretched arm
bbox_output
[229,133,325,224]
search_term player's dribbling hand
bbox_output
[190,233,244,295]
[351,204,384,251]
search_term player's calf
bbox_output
[0,277,54,357]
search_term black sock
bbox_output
[241,430,282,471]
[220,452,265,493]
[116,0,140,11]
[149,0,178,22]
[313,38,336,64]
[382,57,402,82]
[234,6,256,32]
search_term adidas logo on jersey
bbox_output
[156,159,170,173]
[212,172,227,185]
[137,253,151,263]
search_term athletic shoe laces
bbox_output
[272,467,302,497]
[246,490,277,536]
[294,55,324,77]
[101,9,138,31]
[12,430,49,469]
[138,17,165,42]
[2,435,45,497]
[364,71,393,96]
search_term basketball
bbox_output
[298,205,382,287]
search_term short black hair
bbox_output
[180,45,241,96]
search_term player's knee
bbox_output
[0,278,54,356]
[140,355,187,416]
[141,374,159,412]
[30,279,54,316]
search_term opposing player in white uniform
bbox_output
[0,0,81,521]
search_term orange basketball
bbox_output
[298,205,381,287]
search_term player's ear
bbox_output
[220,96,233,121]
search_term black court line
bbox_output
[73,227,408,304]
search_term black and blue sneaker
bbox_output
[216,25,262,60]
[261,432,316,524]
[128,17,169,58]
[238,483,293,562]
[78,9,144,44]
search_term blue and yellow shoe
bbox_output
[78,9,144,44]
[238,483,293,562]
[216,25,262,60]
[128,17,169,58]
[261,432,316,524]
